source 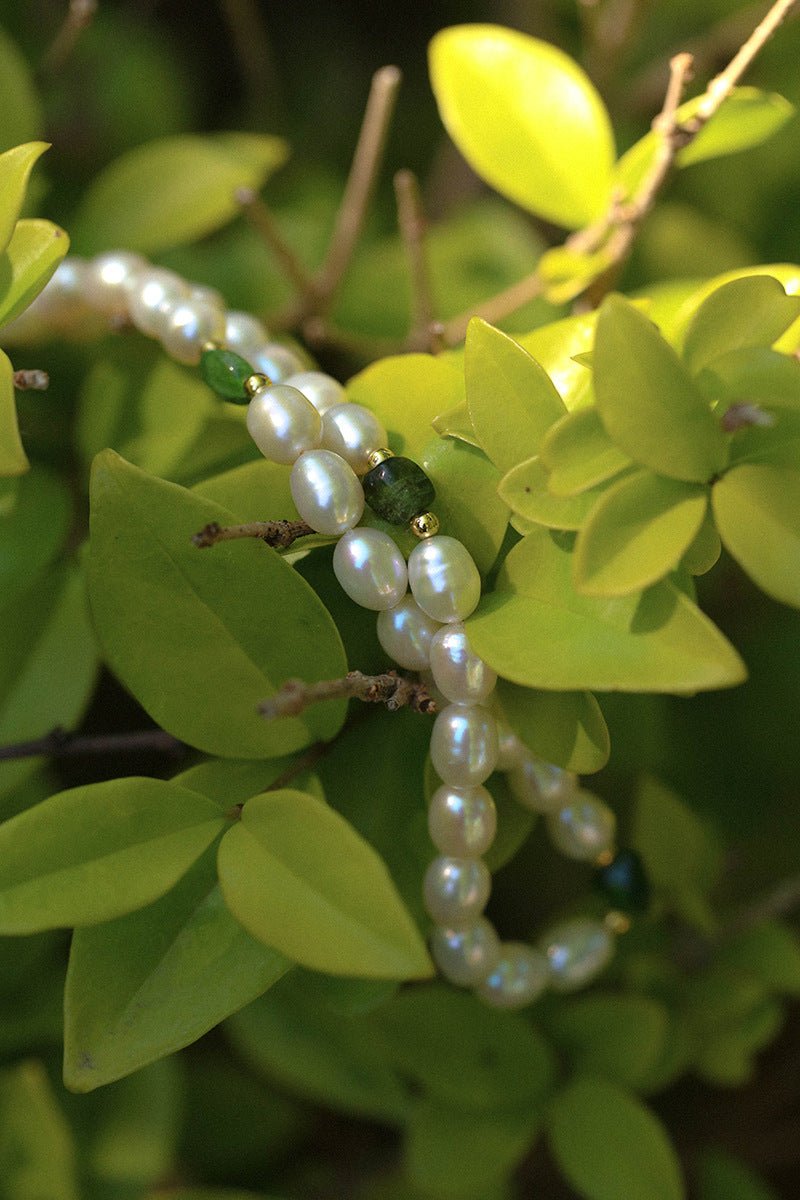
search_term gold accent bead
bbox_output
[410,511,440,539]
[244,372,270,399]
[202,340,221,353]
[595,848,615,869]
[604,910,632,936]
[366,447,394,468]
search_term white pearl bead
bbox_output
[408,535,482,624]
[247,383,323,465]
[546,790,616,862]
[423,856,491,928]
[289,449,364,536]
[507,755,578,814]
[428,784,497,857]
[159,296,226,364]
[430,703,498,788]
[332,527,407,611]
[321,403,387,474]
[82,251,147,316]
[494,720,527,771]
[476,943,550,1010]
[127,267,190,338]
[284,371,346,416]
[430,918,501,986]
[428,623,497,705]
[189,283,225,310]
[250,343,304,383]
[224,311,270,358]
[376,596,441,670]
[540,918,614,992]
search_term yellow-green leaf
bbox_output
[681,276,800,375]
[541,406,632,496]
[712,463,800,608]
[498,455,610,530]
[0,141,48,254]
[0,345,26,475]
[496,679,609,772]
[0,217,69,327]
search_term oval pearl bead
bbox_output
[476,943,550,1010]
[376,596,441,670]
[429,623,497,705]
[408,535,481,624]
[250,343,304,383]
[332,527,407,611]
[507,755,578,814]
[290,449,364,536]
[430,918,501,987]
[428,784,497,857]
[128,267,190,337]
[247,383,323,465]
[540,918,614,993]
[430,704,498,789]
[82,250,147,316]
[224,311,270,359]
[494,720,527,771]
[321,403,387,474]
[285,371,346,416]
[423,856,491,928]
[546,790,616,862]
[160,296,226,364]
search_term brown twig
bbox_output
[13,370,49,391]
[0,726,185,763]
[259,670,436,720]
[726,873,800,935]
[235,187,317,299]
[38,0,97,77]
[192,519,315,550]
[394,169,440,352]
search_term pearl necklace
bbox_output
[13,250,652,1009]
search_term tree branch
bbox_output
[192,518,315,550]
[0,726,185,763]
[235,187,317,300]
[13,369,49,391]
[394,169,441,352]
[259,670,436,720]
[38,0,97,77]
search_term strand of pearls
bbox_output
[16,252,647,1009]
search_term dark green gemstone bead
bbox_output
[362,455,436,524]
[595,849,651,913]
[200,347,254,403]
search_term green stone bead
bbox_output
[200,347,254,403]
[362,455,436,525]
[594,849,651,913]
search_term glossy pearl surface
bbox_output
[408,535,482,624]
[428,784,497,857]
[507,755,578,814]
[159,296,226,364]
[224,311,269,358]
[128,267,190,337]
[476,943,550,1010]
[321,403,387,473]
[494,720,526,771]
[82,251,146,316]
[332,527,407,611]
[290,449,364,536]
[247,383,323,465]
[423,855,491,928]
[541,918,614,992]
[250,343,304,383]
[428,623,497,705]
[430,703,498,788]
[376,596,441,670]
[285,371,346,415]
[546,790,616,861]
[430,918,501,986]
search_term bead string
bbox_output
[13,251,651,1009]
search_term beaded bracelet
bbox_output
[11,250,651,1009]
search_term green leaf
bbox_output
[0,467,71,603]
[573,470,708,596]
[712,463,800,608]
[429,25,614,228]
[71,132,288,255]
[64,845,289,1092]
[728,408,800,469]
[594,296,728,482]
[681,276,800,375]
[172,755,318,810]
[542,994,669,1088]
[0,345,26,475]
[0,141,48,254]
[547,1077,685,1200]
[716,921,800,997]
[518,310,598,411]
[0,776,226,934]
[681,508,722,575]
[87,451,347,758]
[0,1061,79,1200]
[698,1148,780,1200]
[697,347,800,412]
[0,217,69,327]
[496,680,609,773]
[218,790,432,980]
[670,264,800,355]
[465,527,746,694]
[498,456,610,530]
[465,318,565,472]
[686,967,781,1086]
[540,407,632,496]
[431,398,480,448]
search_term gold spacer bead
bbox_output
[366,447,394,469]
[595,848,615,869]
[244,372,271,399]
[202,340,221,353]
[410,511,440,539]
[604,910,632,936]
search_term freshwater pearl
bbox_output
[540,918,614,992]
[332,527,407,611]
[430,918,501,986]
[224,311,270,358]
[321,403,387,474]
[428,623,497,705]
[476,943,550,1010]
[430,703,499,788]
[127,267,190,337]
[82,251,146,316]
[290,449,364,536]
[189,283,225,310]
[376,596,441,670]
[507,755,578,814]
[428,784,497,857]
[250,343,304,383]
[247,383,323,465]
[546,790,616,862]
[408,535,482,624]
[423,856,491,927]
[285,371,346,416]
[494,720,527,771]
[159,296,226,364]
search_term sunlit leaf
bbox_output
[0,141,48,254]
[541,407,632,496]
[0,345,26,475]
[681,276,800,375]
[712,463,800,608]
[498,456,610,530]
[0,217,69,327]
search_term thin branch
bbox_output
[218,0,282,123]
[192,518,314,550]
[693,0,799,122]
[38,0,98,77]
[394,169,440,352]
[13,370,49,391]
[726,873,800,935]
[235,187,317,299]
[259,670,436,720]
[0,726,185,763]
